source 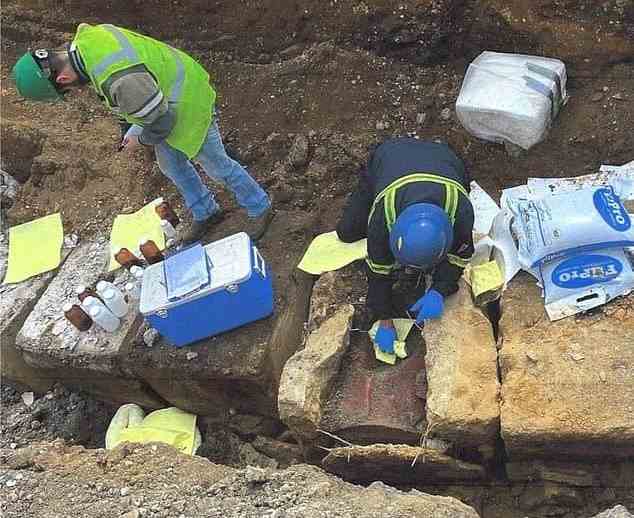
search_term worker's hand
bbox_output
[119,124,143,152]
[120,134,140,152]
[410,289,444,324]
[375,321,397,354]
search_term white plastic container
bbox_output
[456,51,568,150]
[96,280,117,294]
[102,287,129,317]
[88,305,121,332]
[80,295,107,314]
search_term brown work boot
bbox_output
[181,211,224,245]
[246,206,274,241]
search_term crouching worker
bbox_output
[11,23,273,244]
[336,138,474,354]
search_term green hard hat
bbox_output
[11,52,61,101]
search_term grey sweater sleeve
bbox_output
[102,64,176,146]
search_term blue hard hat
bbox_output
[389,203,454,269]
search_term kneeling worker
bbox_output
[336,138,474,353]
[11,23,273,243]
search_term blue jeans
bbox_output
[154,117,270,221]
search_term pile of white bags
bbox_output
[456,51,568,150]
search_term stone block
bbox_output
[424,280,500,448]
[499,273,634,459]
[322,444,486,485]
[16,239,140,373]
[13,239,163,408]
[278,304,354,439]
[1,247,71,392]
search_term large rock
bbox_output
[278,304,354,440]
[592,506,634,518]
[322,444,486,485]
[499,273,634,459]
[424,280,500,451]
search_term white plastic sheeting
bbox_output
[456,51,568,150]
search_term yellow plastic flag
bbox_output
[3,213,64,284]
[468,260,504,306]
[108,199,166,271]
[297,231,367,275]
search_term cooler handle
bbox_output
[253,246,267,279]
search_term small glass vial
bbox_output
[63,303,92,331]
[139,238,164,265]
[155,201,180,228]
[88,305,121,332]
[101,287,129,318]
[114,247,144,270]
[160,219,177,240]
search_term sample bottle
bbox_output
[75,285,101,303]
[96,280,117,294]
[155,200,180,228]
[63,303,93,331]
[130,265,144,281]
[101,287,129,318]
[139,238,164,265]
[160,219,177,241]
[114,247,144,269]
[88,305,121,332]
[124,282,141,301]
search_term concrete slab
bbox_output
[12,238,163,408]
[322,444,486,485]
[423,280,500,450]
[16,238,140,373]
[321,331,427,445]
[499,273,634,459]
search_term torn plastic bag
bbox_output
[456,51,568,150]
[540,247,634,320]
[505,185,634,268]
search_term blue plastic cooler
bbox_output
[139,232,274,347]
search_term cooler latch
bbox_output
[253,246,267,279]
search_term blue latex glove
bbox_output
[375,324,397,354]
[410,289,444,324]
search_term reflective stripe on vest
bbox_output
[365,173,469,275]
[91,25,139,78]
[91,25,186,107]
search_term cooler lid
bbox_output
[140,232,253,314]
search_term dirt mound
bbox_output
[0,441,480,518]
[2,0,633,237]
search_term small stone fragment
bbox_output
[143,328,160,348]
[186,352,198,360]
[21,392,34,406]
[440,108,452,121]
